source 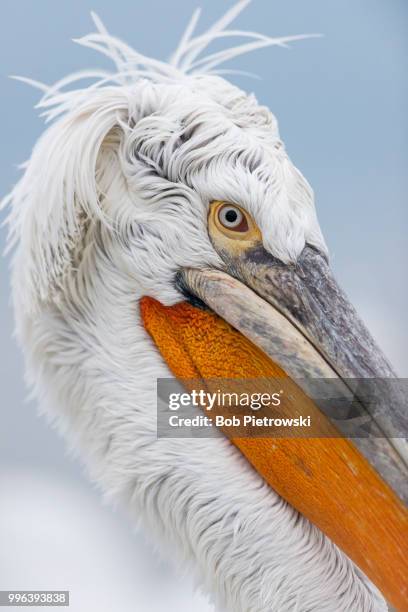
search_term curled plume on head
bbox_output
[2,0,325,318]
[13,0,317,112]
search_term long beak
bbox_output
[179,244,408,499]
[141,243,408,609]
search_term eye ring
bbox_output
[217,204,249,233]
[209,200,261,243]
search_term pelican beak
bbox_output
[179,243,408,488]
[141,238,408,610]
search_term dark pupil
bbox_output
[225,209,238,223]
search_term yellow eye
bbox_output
[218,204,249,232]
[209,200,261,244]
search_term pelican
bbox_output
[3,2,407,611]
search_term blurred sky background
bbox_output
[0,1,407,611]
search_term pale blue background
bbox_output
[0,1,406,610]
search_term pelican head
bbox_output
[4,2,407,611]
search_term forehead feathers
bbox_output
[3,1,327,314]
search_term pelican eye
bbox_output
[209,200,261,244]
[217,204,249,232]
